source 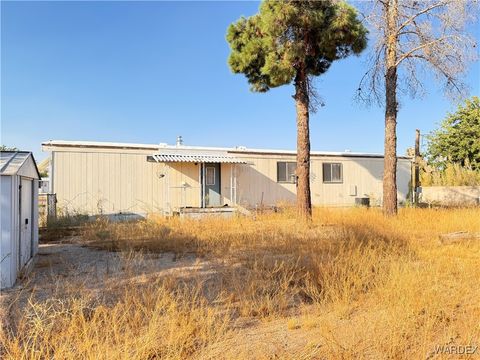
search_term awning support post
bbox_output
[233,164,237,206]
[201,163,206,208]
[164,163,170,215]
[230,165,233,206]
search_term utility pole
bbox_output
[414,129,421,205]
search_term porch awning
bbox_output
[147,153,247,164]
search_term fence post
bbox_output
[47,194,57,225]
[414,129,421,206]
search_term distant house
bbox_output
[1,152,40,289]
[37,157,50,194]
[41,139,412,216]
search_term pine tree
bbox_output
[227,0,367,221]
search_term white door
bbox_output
[20,178,33,268]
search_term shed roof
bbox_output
[0,152,41,178]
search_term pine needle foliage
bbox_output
[226,0,367,93]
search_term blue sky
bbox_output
[1,1,479,161]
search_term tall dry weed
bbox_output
[2,207,479,359]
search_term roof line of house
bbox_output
[42,140,164,151]
[41,140,412,160]
[227,150,392,159]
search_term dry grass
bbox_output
[421,162,480,186]
[1,207,479,359]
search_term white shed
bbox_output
[1,152,40,289]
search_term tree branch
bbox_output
[396,2,446,34]
[397,30,420,38]
[395,35,456,67]
[407,54,464,94]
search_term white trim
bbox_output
[198,163,202,208]
[41,140,411,159]
[49,153,54,194]
[163,164,170,215]
[233,164,237,206]
[230,165,233,205]
[202,164,206,208]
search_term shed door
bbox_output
[203,163,221,207]
[20,178,33,268]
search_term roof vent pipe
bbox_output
[176,136,183,146]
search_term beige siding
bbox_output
[229,154,411,207]
[55,151,159,215]
[310,157,411,206]
[53,150,203,215]
[50,146,412,215]
[233,155,297,207]
[167,163,201,210]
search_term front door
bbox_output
[203,163,221,207]
[19,178,33,268]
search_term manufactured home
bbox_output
[41,139,412,217]
[1,152,40,289]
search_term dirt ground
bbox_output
[0,238,221,332]
[4,208,480,359]
[1,238,322,358]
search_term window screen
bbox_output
[277,162,297,183]
[323,163,343,183]
[206,167,215,185]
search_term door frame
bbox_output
[18,176,34,270]
[199,163,221,208]
[18,177,22,272]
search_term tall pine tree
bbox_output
[226,0,367,221]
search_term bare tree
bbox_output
[357,0,478,216]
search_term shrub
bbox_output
[420,162,480,186]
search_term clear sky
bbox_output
[1,1,479,161]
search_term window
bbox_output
[205,166,215,185]
[277,162,296,183]
[323,163,343,183]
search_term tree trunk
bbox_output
[383,0,399,216]
[294,66,312,221]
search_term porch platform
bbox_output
[175,207,237,219]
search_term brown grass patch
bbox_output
[1,207,479,359]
